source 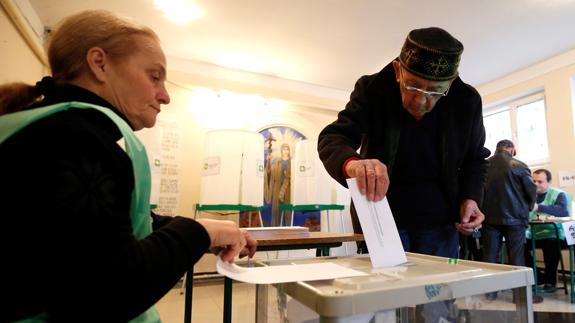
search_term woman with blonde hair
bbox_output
[0,10,256,322]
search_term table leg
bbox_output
[531,226,540,296]
[570,246,574,304]
[184,268,194,323]
[316,246,330,257]
[223,277,233,323]
[553,225,568,294]
[514,286,534,323]
[256,284,268,323]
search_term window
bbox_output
[483,109,512,156]
[483,93,550,164]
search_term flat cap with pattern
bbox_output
[399,27,463,81]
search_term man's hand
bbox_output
[455,199,485,236]
[345,159,389,201]
[196,218,256,262]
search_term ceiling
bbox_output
[23,0,575,94]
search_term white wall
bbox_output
[478,51,575,197]
[0,5,44,83]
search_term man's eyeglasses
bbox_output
[402,84,450,97]
[399,67,452,98]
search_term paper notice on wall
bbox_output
[559,170,575,188]
[562,221,575,245]
[217,258,368,284]
[346,178,406,268]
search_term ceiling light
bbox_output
[154,0,204,24]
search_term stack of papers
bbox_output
[244,226,310,238]
[547,216,574,222]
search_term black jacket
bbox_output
[0,84,210,322]
[318,62,489,227]
[482,150,537,226]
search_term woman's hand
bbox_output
[196,219,257,262]
[239,230,257,259]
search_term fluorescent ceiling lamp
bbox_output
[154,0,204,24]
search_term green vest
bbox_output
[1,102,160,323]
[527,187,573,240]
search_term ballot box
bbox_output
[255,252,534,323]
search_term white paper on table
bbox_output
[346,178,407,267]
[216,258,368,284]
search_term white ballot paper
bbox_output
[346,178,407,267]
[217,257,368,284]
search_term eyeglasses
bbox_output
[399,67,452,98]
[402,84,450,97]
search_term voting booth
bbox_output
[255,253,535,323]
[283,139,346,232]
[290,139,332,205]
[199,129,265,206]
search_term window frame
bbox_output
[483,92,550,166]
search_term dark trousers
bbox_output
[459,233,483,261]
[525,238,567,285]
[482,224,526,266]
[398,225,459,258]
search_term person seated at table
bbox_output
[525,169,572,293]
[0,10,256,322]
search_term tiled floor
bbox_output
[155,278,575,323]
[155,279,256,323]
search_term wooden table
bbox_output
[183,232,364,323]
[256,232,364,255]
[528,219,574,303]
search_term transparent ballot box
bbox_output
[255,253,534,323]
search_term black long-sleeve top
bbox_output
[0,84,210,322]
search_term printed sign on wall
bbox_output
[562,221,575,245]
[559,170,575,188]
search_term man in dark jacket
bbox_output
[482,139,536,266]
[318,27,489,259]
[482,139,537,302]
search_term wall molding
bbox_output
[478,48,575,97]
[0,0,46,66]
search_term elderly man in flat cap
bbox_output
[318,27,489,258]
